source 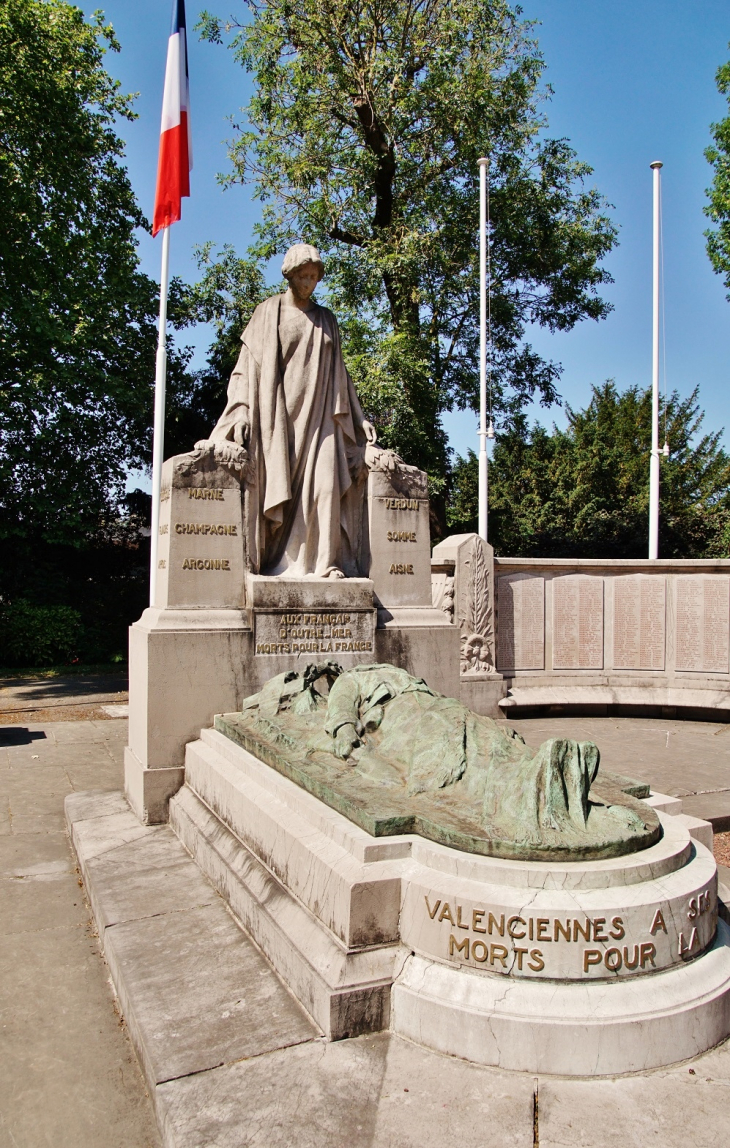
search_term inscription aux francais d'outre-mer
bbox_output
[255,611,375,656]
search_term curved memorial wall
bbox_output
[491,558,730,720]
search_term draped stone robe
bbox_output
[210,294,368,577]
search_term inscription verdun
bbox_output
[497,575,545,670]
[552,576,603,670]
[255,610,375,656]
[676,576,730,673]
[613,575,666,670]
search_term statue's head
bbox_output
[281,243,325,292]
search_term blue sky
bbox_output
[83,0,730,460]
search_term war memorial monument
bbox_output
[69,245,730,1106]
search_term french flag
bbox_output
[152,0,192,236]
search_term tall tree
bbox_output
[198,0,617,483]
[0,0,165,541]
[449,383,730,558]
[705,48,730,291]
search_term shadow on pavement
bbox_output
[0,727,48,747]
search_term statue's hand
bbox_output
[361,419,378,445]
[233,415,250,447]
[333,722,360,760]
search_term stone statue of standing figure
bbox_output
[209,243,383,579]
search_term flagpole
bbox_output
[478,157,488,542]
[149,224,171,607]
[648,161,662,560]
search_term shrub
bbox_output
[0,599,83,667]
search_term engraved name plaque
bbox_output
[552,575,604,669]
[497,575,545,671]
[254,610,375,657]
[613,576,666,670]
[675,576,730,673]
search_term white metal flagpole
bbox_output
[648,161,663,560]
[478,157,489,541]
[149,224,171,606]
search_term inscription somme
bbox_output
[387,530,417,542]
[425,892,710,976]
[255,610,374,656]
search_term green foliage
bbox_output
[166,244,280,453]
[197,0,617,480]
[0,599,83,667]
[705,50,730,293]
[0,0,179,540]
[448,382,730,558]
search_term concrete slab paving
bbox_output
[156,1032,536,1148]
[0,718,160,1148]
[509,715,730,826]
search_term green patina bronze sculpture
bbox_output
[216,662,660,861]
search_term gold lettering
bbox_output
[438,903,455,925]
[160,486,170,502]
[472,909,486,934]
[623,945,640,970]
[604,947,622,971]
[609,916,625,940]
[471,940,488,963]
[425,897,441,920]
[487,912,505,936]
[678,928,698,958]
[573,918,591,942]
[507,916,526,939]
[640,942,656,968]
[514,946,528,970]
[592,918,607,942]
[536,918,552,942]
[490,944,508,968]
[159,523,168,535]
[158,559,166,569]
[449,934,469,959]
[650,909,668,936]
[528,949,545,972]
[456,904,470,930]
[583,949,603,972]
[554,919,571,943]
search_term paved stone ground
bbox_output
[505,714,730,828]
[3,703,730,1147]
[0,672,128,724]
[0,717,160,1148]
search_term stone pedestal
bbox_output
[154,447,247,610]
[366,468,431,608]
[168,725,730,1074]
[125,607,250,824]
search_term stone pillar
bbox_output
[367,464,460,699]
[431,533,506,716]
[125,444,252,824]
